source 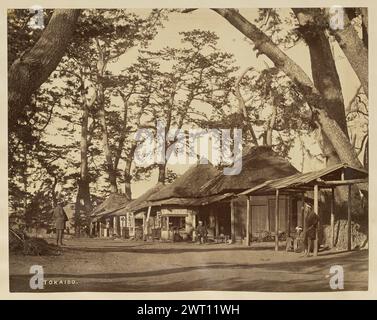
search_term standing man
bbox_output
[196,221,208,244]
[303,203,319,257]
[52,201,68,246]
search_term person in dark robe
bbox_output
[52,202,68,246]
[196,221,207,244]
[303,204,320,257]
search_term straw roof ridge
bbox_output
[200,146,299,195]
[91,193,130,216]
[126,183,165,212]
[148,162,220,201]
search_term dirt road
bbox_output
[9,238,368,292]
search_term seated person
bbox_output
[286,226,303,252]
[216,225,227,243]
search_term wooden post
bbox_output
[132,214,136,237]
[246,197,251,246]
[231,199,235,243]
[330,188,335,248]
[267,198,271,231]
[287,195,291,237]
[192,213,196,242]
[119,216,123,238]
[275,189,279,251]
[113,216,118,236]
[301,193,305,232]
[215,214,219,238]
[348,184,352,251]
[144,206,151,240]
[313,184,319,256]
[166,216,170,240]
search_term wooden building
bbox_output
[125,146,300,243]
[89,147,368,254]
[240,163,368,254]
[111,184,165,239]
[131,162,223,241]
[90,193,130,237]
[198,146,300,243]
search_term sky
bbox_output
[125,9,362,198]
[46,8,364,199]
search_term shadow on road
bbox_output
[10,250,368,292]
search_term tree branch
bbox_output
[213,8,362,168]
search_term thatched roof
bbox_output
[200,146,299,195]
[240,163,368,196]
[91,193,130,218]
[125,183,165,213]
[148,162,220,202]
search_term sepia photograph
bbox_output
[5,4,371,295]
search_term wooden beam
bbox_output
[192,213,196,242]
[267,196,271,231]
[275,189,279,251]
[132,214,136,237]
[313,184,319,256]
[246,197,251,246]
[348,184,352,251]
[316,178,367,186]
[249,197,252,245]
[301,193,305,231]
[144,206,151,240]
[287,195,291,237]
[231,199,235,243]
[215,214,219,238]
[330,188,335,248]
[166,216,170,240]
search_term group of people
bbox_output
[195,202,320,254]
[51,201,319,253]
[288,202,320,257]
[194,221,228,244]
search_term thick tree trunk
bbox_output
[8,9,80,122]
[363,138,368,169]
[74,179,92,236]
[235,66,259,145]
[265,104,277,146]
[95,40,118,193]
[359,8,368,48]
[158,163,167,184]
[124,158,133,200]
[331,8,368,97]
[123,144,137,200]
[74,89,95,235]
[98,85,118,193]
[294,9,363,223]
[51,176,58,207]
[293,8,347,167]
[213,8,362,169]
[114,91,131,173]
